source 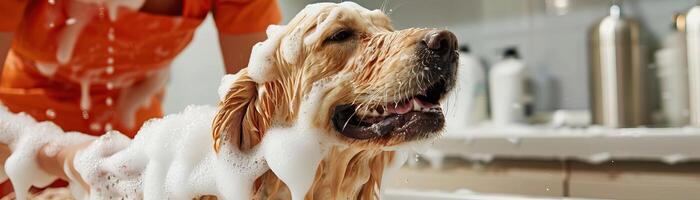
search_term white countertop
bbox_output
[430,124,700,164]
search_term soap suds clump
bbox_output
[246,25,286,83]
[303,7,343,46]
[115,70,170,128]
[280,27,303,65]
[218,73,239,101]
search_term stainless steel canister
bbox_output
[686,5,700,126]
[589,3,650,128]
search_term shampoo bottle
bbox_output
[489,47,528,124]
[445,45,487,132]
[656,13,690,126]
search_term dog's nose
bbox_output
[422,30,457,55]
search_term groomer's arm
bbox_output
[212,0,281,74]
[219,32,267,74]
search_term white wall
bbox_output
[163,17,225,114]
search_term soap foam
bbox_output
[80,78,92,112]
[218,73,239,101]
[261,74,351,200]
[246,25,286,83]
[303,7,342,46]
[281,27,303,64]
[56,3,91,65]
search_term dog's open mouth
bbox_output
[332,79,448,141]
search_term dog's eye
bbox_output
[326,29,354,42]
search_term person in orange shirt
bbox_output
[0,0,281,197]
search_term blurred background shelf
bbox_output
[435,126,700,164]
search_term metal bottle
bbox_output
[686,4,700,126]
[589,3,650,128]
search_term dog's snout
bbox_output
[422,30,457,55]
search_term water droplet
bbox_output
[105,123,113,131]
[48,0,55,5]
[82,110,90,119]
[105,66,114,74]
[107,58,114,65]
[106,97,114,106]
[48,23,55,28]
[66,18,77,25]
[90,123,102,131]
[107,46,115,54]
[106,82,114,90]
[423,67,429,71]
[45,109,56,119]
[108,28,115,41]
[546,186,551,191]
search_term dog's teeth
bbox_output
[370,109,380,117]
[412,99,422,111]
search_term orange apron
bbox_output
[0,0,280,196]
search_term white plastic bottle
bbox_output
[656,14,690,126]
[445,45,487,132]
[489,48,528,125]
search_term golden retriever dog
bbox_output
[211,2,458,199]
[0,2,457,200]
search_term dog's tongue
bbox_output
[387,99,413,114]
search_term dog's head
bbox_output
[213,2,458,153]
[212,2,459,199]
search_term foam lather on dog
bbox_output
[0,2,459,199]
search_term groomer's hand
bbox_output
[37,141,93,191]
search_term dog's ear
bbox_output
[212,70,272,152]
